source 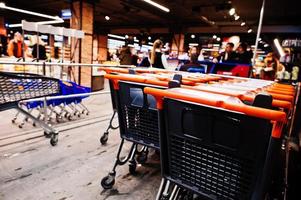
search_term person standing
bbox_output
[119,46,132,65]
[218,42,237,63]
[31,36,47,60]
[150,39,168,69]
[7,32,28,58]
[236,42,253,64]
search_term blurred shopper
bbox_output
[217,42,237,63]
[260,52,285,80]
[31,35,47,60]
[179,53,203,71]
[198,49,205,61]
[119,46,132,65]
[139,51,151,67]
[131,48,139,66]
[7,32,27,58]
[236,42,253,64]
[151,39,168,69]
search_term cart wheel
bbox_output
[18,124,23,128]
[129,162,137,175]
[32,122,36,127]
[101,175,115,189]
[86,112,89,116]
[11,119,16,123]
[100,132,109,145]
[136,151,148,164]
[25,118,29,122]
[68,115,72,121]
[77,113,81,118]
[50,134,58,146]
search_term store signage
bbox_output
[282,39,301,47]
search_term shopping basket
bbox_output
[145,87,286,200]
[0,71,61,146]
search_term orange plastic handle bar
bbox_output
[189,85,292,109]
[145,87,286,138]
[144,87,286,122]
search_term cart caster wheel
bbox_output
[25,118,29,122]
[101,175,115,189]
[77,114,81,118]
[18,124,23,128]
[136,151,148,164]
[11,119,16,123]
[129,162,137,175]
[68,115,72,121]
[32,122,36,127]
[86,112,89,116]
[100,132,109,145]
[50,135,58,146]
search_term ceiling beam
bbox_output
[99,25,301,34]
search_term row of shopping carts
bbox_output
[99,67,299,200]
[0,71,90,146]
[11,80,90,129]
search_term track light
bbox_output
[247,29,252,33]
[213,35,217,39]
[217,37,221,41]
[234,15,240,20]
[148,36,151,40]
[264,44,269,47]
[229,8,235,16]
[191,34,195,39]
[240,22,245,26]
[105,16,110,21]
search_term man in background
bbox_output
[7,32,27,58]
[217,42,237,63]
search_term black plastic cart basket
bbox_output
[0,71,61,146]
[145,87,287,200]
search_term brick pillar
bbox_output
[171,34,185,56]
[98,35,108,62]
[70,0,94,87]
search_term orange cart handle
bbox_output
[144,87,286,122]
[144,87,286,138]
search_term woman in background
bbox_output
[150,39,168,69]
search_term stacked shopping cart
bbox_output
[100,67,299,200]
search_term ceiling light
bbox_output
[134,36,137,40]
[0,2,5,8]
[217,37,221,41]
[142,0,170,12]
[234,15,240,20]
[105,15,110,20]
[8,19,64,28]
[264,44,269,47]
[191,34,195,39]
[274,38,285,57]
[247,28,252,33]
[258,38,262,41]
[240,22,245,26]
[213,35,217,39]
[229,8,235,16]
[1,4,63,21]
[108,34,125,40]
[125,35,129,39]
[148,36,151,40]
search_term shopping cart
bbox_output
[145,87,287,200]
[100,78,164,189]
[0,71,61,146]
[11,80,91,128]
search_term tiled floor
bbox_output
[0,83,161,200]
